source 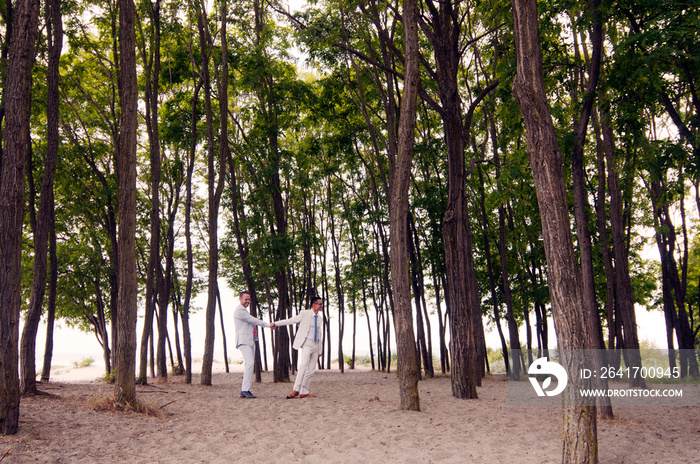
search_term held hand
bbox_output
[270,322,276,330]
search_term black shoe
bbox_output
[240,391,257,399]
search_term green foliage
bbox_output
[15,0,695,373]
[73,357,95,368]
[97,369,117,383]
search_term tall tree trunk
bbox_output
[159,189,179,375]
[115,0,139,407]
[423,0,489,396]
[182,71,201,386]
[0,0,41,434]
[19,0,62,396]
[107,0,121,376]
[139,0,163,385]
[197,0,216,386]
[329,191,345,374]
[214,0,230,377]
[569,0,613,419]
[511,0,598,461]
[591,108,619,370]
[200,0,226,385]
[388,0,420,411]
[153,43,169,381]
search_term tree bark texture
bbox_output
[510,0,598,461]
[388,0,420,411]
[115,0,139,406]
[0,0,41,434]
[19,0,62,396]
[424,0,483,397]
[199,0,223,386]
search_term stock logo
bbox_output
[528,357,568,397]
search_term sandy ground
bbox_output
[3,362,699,464]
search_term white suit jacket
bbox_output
[275,310,324,356]
[234,304,270,348]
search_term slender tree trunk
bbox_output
[216,289,229,373]
[598,101,646,388]
[41,202,58,382]
[171,302,184,375]
[423,0,488,396]
[388,0,421,410]
[92,280,111,376]
[137,0,163,385]
[182,74,201,385]
[493,133,523,378]
[106,8,121,373]
[569,1,613,419]
[432,269,448,374]
[149,323,155,378]
[654,222,680,370]
[115,0,139,407]
[498,201,521,380]
[351,295,357,369]
[409,214,432,378]
[328,181,345,373]
[200,0,226,385]
[362,286,375,370]
[592,108,618,367]
[159,193,179,377]
[511,0,598,461]
[477,165,511,374]
[19,0,62,396]
[198,0,216,386]
[650,180,700,377]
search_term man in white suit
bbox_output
[273,297,324,398]
[234,291,274,398]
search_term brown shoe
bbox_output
[286,390,299,399]
[299,394,316,398]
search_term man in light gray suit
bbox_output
[234,291,274,398]
[273,296,324,399]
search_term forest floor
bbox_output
[3,363,699,463]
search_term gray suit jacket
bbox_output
[234,304,270,348]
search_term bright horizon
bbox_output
[32,278,669,374]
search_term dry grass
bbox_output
[86,395,163,418]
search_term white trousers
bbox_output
[239,344,254,392]
[293,342,319,395]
